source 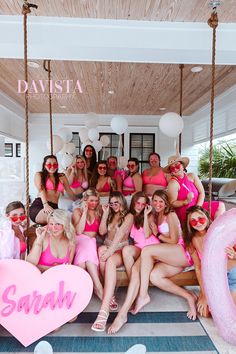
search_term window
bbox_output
[72,132,82,155]
[4,143,13,157]
[98,133,124,160]
[16,143,21,157]
[129,134,155,172]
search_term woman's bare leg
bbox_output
[134,244,190,314]
[92,252,123,330]
[86,261,104,300]
[149,262,197,320]
[98,245,108,279]
[122,245,141,279]
[108,258,141,334]
[35,209,48,224]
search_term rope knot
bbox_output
[22,2,38,15]
[207,12,218,29]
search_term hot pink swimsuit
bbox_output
[70,179,88,189]
[84,218,100,233]
[123,175,135,196]
[172,173,219,224]
[130,225,160,249]
[46,178,64,192]
[142,169,167,187]
[38,238,70,266]
[97,179,111,193]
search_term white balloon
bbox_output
[61,153,74,169]
[79,127,89,143]
[34,341,53,354]
[85,112,99,129]
[159,112,184,138]
[111,116,128,135]
[65,142,76,154]
[100,135,110,147]
[46,135,64,154]
[118,156,128,169]
[92,140,102,152]
[88,128,99,142]
[126,344,146,354]
[58,127,73,143]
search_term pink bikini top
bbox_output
[46,178,64,192]
[84,218,100,233]
[38,237,70,266]
[70,179,88,189]
[158,216,182,244]
[142,169,167,187]
[123,175,135,190]
[20,240,27,254]
[97,179,111,193]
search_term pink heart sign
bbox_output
[0,259,93,347]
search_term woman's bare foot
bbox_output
[131,294,150,315]
[107,313,127,334]
[186,293,197,320]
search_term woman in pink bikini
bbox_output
[66,155,89,197]
[91,192,133,332]
[29,155,76,225]
[108,192,160,334]
[27,209,75,272]
[132,190,197,320]
[90,161,115,197]
[0,201,27,260]
[122,158,142,196]
[164,155,225,225]
[72,188,103,300]
[142,153,168,196]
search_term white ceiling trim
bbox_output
[0,15,236,64]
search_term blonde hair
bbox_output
[75,155,88,181]
[48,209,75,245]
[82,188,101,218]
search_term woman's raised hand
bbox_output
[102,204,110,216]
[43,203,54,215]
[82,202,88,214]
[35,226,47,244]
[225,246,236,259]
[144,205,152,215]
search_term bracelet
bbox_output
[43,201,48,205]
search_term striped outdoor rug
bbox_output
[0,311,218,353]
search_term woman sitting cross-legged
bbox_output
[27,209,75,272]
[72,188,104,300]
[108,191,160,334]
[91,191,133,332]
[132,190,197,320]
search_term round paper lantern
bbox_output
[34,341,53,354]
[58,128,73,143]
[100,135,110,147]
[159,112,184,138]
[92,140,102,152]
[61,153,74,169]
[111,116,128,135]
[64,142,76,154]
[46,135,64,154]
[79,127,89,143]
[85,112,99,129]
[118,156,128,169]
[88,128,99,142]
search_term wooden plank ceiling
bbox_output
[1,0,236,22]
[0,59,236,115]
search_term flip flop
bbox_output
[91,310,109,332]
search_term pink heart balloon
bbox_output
[0,259,93,347]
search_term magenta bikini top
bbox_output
[123,175,135,189]
[70,179,88,189]
[97,179,111,193]
[46,178,64,192]
[38,238,70,266]
[83,218,100,233]
[142,169,167,187]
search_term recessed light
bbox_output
[159,107,166,111]
[191,66,203,73]
[60,105,67,109]
[108,90,114,95]
[27,61,39,68]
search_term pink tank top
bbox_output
[130,225,160,249]
[84,218,100,233]
[38,238,70,266]
[46,178,64,192]
[142,169,167,187]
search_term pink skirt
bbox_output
[73,234,99,266]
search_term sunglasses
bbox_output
[98,166,107,170]
[127,164,136,168]
[45,163,58,169]
[190,217,207,227]
[136,202,146,207]
[109,201,120,207]
[85,149,93,152]
[109,161,117,165]
[10,215,27,222]
[170,162,181,172]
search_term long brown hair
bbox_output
[152,190,173,226]
[108,191,128,227]
[184,205,211,248]
[130,191,149,229]
[40,155,60,190]
[90,161,109,189]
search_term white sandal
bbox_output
[91,310,109,332]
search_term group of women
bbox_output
[2,146,235,335]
